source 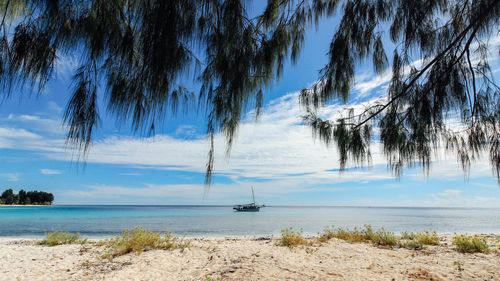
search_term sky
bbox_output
[0,5,499,206]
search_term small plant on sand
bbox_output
[40,231,87,246]
[81,260,94,269]
[402,230,439,242]
[333,227,366,242]
[276,227,312,248]
[399,230,438,249]
[452,235,489,253]
[102,227,187,259]
[400,239,425,250]
[415,230,439,245]
[317,227,336,243]
[318,226,368,243]
[371,228,399,247]
[453,260,464,271]
[401,231,416,240]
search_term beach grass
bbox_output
[400,239,425,250]
[415,230,439,245]
[40,231,87,246]
[101,227,189,259]
[371,228,399,247]
[399,230,439,249]
[276,227,312,248]
[318,225,398,247]
[452,235,489,253]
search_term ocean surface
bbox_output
[1,205,499,238]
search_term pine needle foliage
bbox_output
[0,0,498,183]
[300,0,500,181]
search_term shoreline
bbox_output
[1,230,499,240]
[0,204,52,207]
[0,234,498,280]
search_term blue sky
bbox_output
[0,8,499,206]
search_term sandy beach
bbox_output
[1,235,499,281]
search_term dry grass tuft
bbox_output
[452,235,489,253]
[399,230,439,249]
[318,225,398,247]
[101,227,189,259]
[40,231,87,246]
[276,227,313,248]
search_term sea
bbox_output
[1,205,499,238]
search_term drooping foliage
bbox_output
[0,0,498,183]
[299,0,500,182]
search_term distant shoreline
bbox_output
[15,204,500,209]
[0,204,52,207]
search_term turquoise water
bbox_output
[1,205,499,238]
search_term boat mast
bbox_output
[251,186,255,204]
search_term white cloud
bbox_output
[47,101,63,114]
[0,126,64,152]
[0,56,497,206]
[36,92,398,184]
[353,69,392,99]
[55,54,79,81]
[175,125,198,137]
[40,169,63,175]
[422,188,500,207]
[0,173,20,182]
[0,90,495,187]
[6,114,65,135]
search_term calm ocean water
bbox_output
[0,205,499,238]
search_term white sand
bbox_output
[0,236,499,281]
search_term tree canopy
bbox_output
[0,189,54,205]
[0,0,498,183]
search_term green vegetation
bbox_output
[101,227,189,259]
[371,228,399,247]
[318,225,398,247]
[276,228,312,248]
[318,226,444,250]
[453,261,464,271]
[318,226,366,243]
[40,231,86,246]
[400,239,425,250]
[400,230,439,248]
[452,235,490,253]
[278,226,497,254]
[401,231,416,240]
[81,260,94,269]
[414,231,440,245]
[0,1,498,183]
[1,189,54,205]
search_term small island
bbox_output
[0,189,54,205]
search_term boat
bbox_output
[233,187,261,212]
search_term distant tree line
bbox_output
[0,189,54,205]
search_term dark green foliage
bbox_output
[1,189,16,204]
[299,0,500,181]
[0,189,54,205]
[18,189,26,204]
[0,0,498,183]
